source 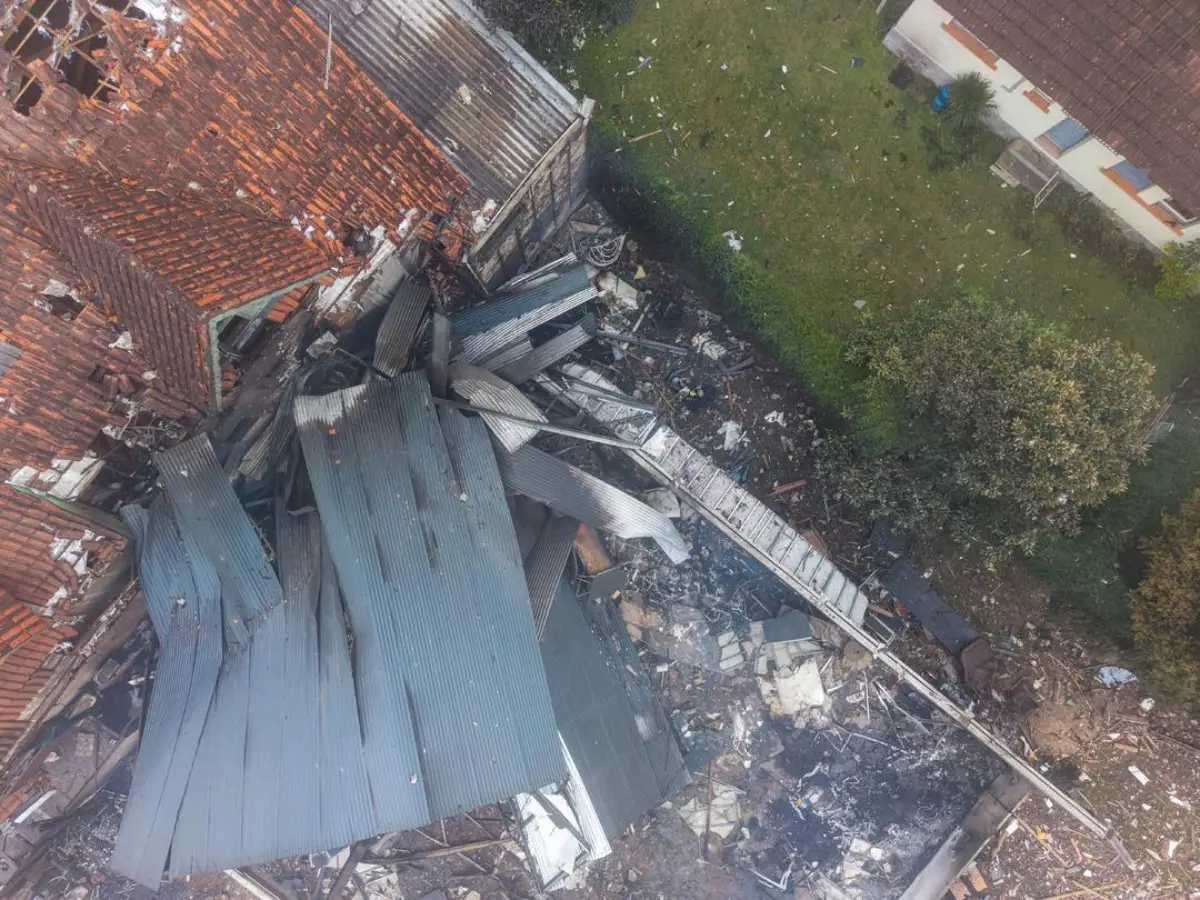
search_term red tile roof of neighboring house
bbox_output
[13,165,332,406]
[940,0,1200,212]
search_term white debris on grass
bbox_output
[763,410,785,427]
[723,230,742,251]
[1096,666,1138,687]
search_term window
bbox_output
[1037,117,1089,157]
[1024,87,1052,112]
[1109,160,1154,192]
[1155,198,1197,226]
[942,19,999,70]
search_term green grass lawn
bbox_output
[574,0,1200,386]
[574,0,1200,639]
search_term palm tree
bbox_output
[942,72,996,134]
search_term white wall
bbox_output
[885,0,1192,249]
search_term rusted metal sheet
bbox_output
[295,0,581,205]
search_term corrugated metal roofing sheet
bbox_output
[497,314,596,385]
[295,374,565,821]
[539,576,689,839]
[498,444,689,564]
[109,501,223,889]
[374,279,432,377]
[154,436,283,646]
[450,255,597,365]
[449,363,547,452]
[293,0,581,203]
[453,255,593,334]
[523,516,579,639]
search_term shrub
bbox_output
[1131,489,1200,704]
[1155,239,1200,301]
[941,72,995,135]
[821,293,1158,562]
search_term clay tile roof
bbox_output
[941,0,1200,211]
[11,165,332,405]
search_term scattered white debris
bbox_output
[472,198,498,233]
[134,0,187,23]
[1129,765,1150,786]
[720,62,729,71]
[781,64,788,74]
[691,332,728,359]
[642,488,682,519]
[763,128,771,138]
[456,84,474,105]
[1140,697,1155,712]
[723,230,743,251]
[763,410,786,427]
[848,838,872,855]
[107,331,135,351]
[761,658,826,716]
[1096,666,1138,687]
[717,420,744,451]
[1169,794,1191,810]
[679,783,740,838]
[853,299,867,309]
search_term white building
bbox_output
[884,0,1200,250]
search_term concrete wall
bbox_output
[884,0,1200,249]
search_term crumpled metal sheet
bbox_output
[374,279,432,377]
[452,255,597,365]
[109,501,223,889]
[295,374,565,822]
[449,363,547,452]
[154,435,282,646]
[498,313,596,385]
[498,444,689,564]
[523,516,579,639]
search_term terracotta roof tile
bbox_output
[941,0,1200,210]
[11,165,331,405]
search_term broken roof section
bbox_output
[295,373,566,822]
[294,0,582,204]
[14,166,331,407]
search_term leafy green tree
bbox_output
[1131,490,1200,704]
[820,293,1158,561]
[1154,239,1200,301]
